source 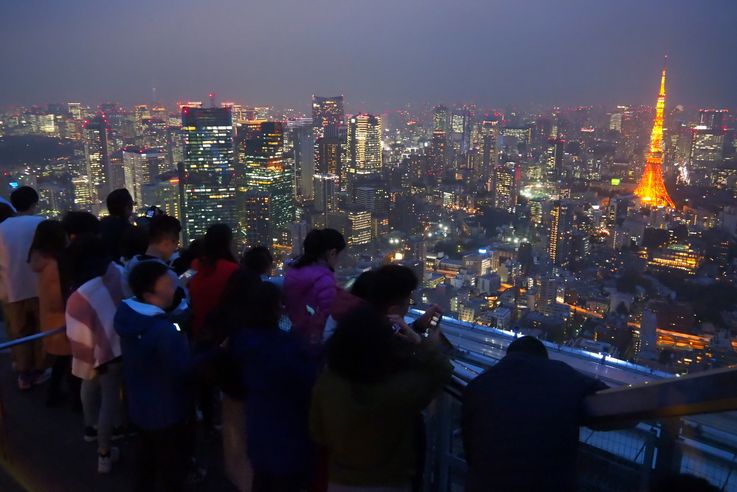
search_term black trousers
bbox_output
[135,422,193,492]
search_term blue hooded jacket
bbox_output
[114,298,193,431]
[229,327,317,476]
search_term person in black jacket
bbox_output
[462,336,608,492]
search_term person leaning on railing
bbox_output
[310,304,452,492]
[0,186,47,390]
[27,219,76,406]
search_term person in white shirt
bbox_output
[0,187,47,390]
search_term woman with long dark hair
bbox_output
[27,219,74,406]
[283,228,346,347]
[310,305,452,492]
[188,223,239,340]
[229,281,317,492]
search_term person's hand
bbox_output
[415,305,443,333]
[388,315,422,345]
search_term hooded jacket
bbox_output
[114,298,193,430]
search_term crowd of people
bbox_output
[0,186,720,492]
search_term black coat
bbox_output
[462,353,608,492]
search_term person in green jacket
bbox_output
[309,302,452,492]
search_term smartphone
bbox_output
[429,313,441,328]
[392,322,402,334]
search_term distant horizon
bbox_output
[2,0,736,111]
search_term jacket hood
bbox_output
[115,299,166,338]
[286,264,333,289]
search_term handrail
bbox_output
[0,327,65,351]
[445,364,737,428]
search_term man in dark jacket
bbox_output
[99,188,134,263]
[462,336,608,492]
[114,261,193,491]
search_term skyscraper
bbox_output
[290,121,315,201]
[312,95,345,139]
[122,146,167,208]
[346,114,382,177]
[82,114,112,212]
[492,161,520,212]
[634,64,675,208]
[548,200,573,266]
[242,121,295,244]
[181,107,237,242]
[241,190,272,247]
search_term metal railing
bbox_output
[0,327,64,351]
[425,364,737,492]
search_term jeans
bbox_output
[135,422,193,492]
[80,359,123,452]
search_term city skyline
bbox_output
[1,1,737,110]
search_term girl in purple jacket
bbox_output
[283,229,346,347]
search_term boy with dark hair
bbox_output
[0,186,46,389]
[114,260,194,491]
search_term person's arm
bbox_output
[313,272,337,313]
[384,319,453,412]
[157,322,193,379]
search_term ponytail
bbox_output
[292,228,346,269]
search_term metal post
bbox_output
[653,419,683,485]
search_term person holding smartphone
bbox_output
[310,304,451,492]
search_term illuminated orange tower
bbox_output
[634,62,675,208]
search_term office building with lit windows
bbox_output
[82,114,112,212]
[242,121,295,244]
[346,113,382,177]
[181,107,237,242]
[312,95,345,139]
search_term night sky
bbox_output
[1,0,736,111]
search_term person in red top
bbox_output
[186,223,239,434]
[187,223,239,341]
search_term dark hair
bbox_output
[202,223,236,266]
[327,305,399,384]
[171,238,203,275]
[106,188,134,217]
[209,268,263,339]
[293,228,346,269]
[10,186,39,212]
[244,281,282,330]
[28,220,72,298]
[0,203,15,223]
[61,211,100,237]
[148,215,181,244]
[507,336,548,359]
[67,233,110,288]
[241,246,273,276]
[128,261,170,300]
[28,220,66,261]
[350,270,376,300]
[121,225,149,260]
[368,265,418,312]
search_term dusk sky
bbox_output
[1,0,736,111]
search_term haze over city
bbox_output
[2,0,737,109]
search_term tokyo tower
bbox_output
[633,62,676,208]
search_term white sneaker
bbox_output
[97,447,120,474]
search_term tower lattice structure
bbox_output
[634,64,676,208]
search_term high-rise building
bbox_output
[290,122,315,201]
[347,208,372,246]
[544,138,565,182]
[312,95,345,139]
[122,147,167,209]
[181,107,237,242]
[313,173,338,214]
[346,114,382,176]
[548,200,573,266]
[72,175,94,211]
[82,114,112,212]
[433,105,450,133]
[242,121,294,244]
[698,109,728,131]
[690,126,725,186]
[479,120,499,182]
[634,64,675,208]
[428,130,447,180]
[492,161,520,212]
[67,102,83,120]
[241,190,272,247]
[141,171,182,220]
